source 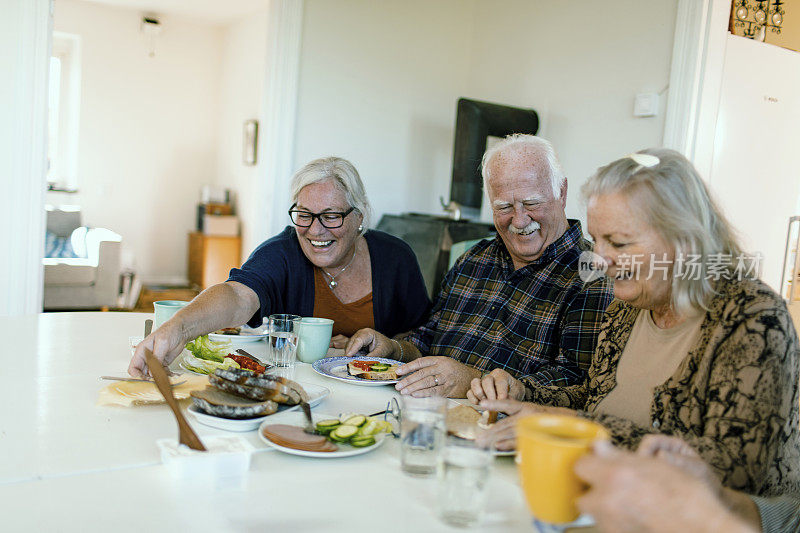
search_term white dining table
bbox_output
[0,312,537,532]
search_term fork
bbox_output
[235,348,272,368]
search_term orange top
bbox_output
[312,267,374,337]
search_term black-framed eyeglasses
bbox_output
[288,203,356,229]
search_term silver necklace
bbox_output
[321,247,357,289]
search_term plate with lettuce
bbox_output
[179,334,244,375]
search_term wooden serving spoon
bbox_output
[143,321,205,451]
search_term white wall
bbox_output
[294,0,678,226]
[293,0,477,222]
[467,0,677,222]
[49,0,223,283]
[215,12,270,258]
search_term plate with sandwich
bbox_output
[311,356,401,386]
[446,402,514,456]
[208,326,267,343]
[208,326,267,344]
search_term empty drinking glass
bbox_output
[437,435,493,528]
[268,314,301,369]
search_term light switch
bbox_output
[633,93,659,117]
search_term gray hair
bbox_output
[582,148,743,315]
[290,156,373,232]
[481,134,566,199]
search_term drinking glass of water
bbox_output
[268,314,301,369]
[399,396,446,477]
[437,435,493,528]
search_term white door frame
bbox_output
[0,0,51,315]
[663,0,732,178]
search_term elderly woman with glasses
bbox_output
[469,149,800,497]
[129,156,431,377]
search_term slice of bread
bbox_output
[347,361,398,380]
[446,404,483,440]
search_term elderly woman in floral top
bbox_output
[471,149,800,497]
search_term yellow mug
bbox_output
[516,413,609,524]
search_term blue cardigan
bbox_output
[227,226,431,337]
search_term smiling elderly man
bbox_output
[346,134,612,397]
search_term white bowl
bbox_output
[157,435,253,484]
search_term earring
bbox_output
[358,224,364,232]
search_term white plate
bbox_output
[208,333,266,343]
[187,382,330,432]
[312,356,401,386]
[258,411,387,458]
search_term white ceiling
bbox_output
[80,0,271,25]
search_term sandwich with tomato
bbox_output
[347,359,398,380]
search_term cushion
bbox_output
[70,226,89,258]
[44,231,78,258]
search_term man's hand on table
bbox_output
[128,320,187,378]
[473,398,576,451]
[467,368,526,403]
[395,357,480,398]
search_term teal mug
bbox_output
[296,317,334,363]
[153,300,189,330]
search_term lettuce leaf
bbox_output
[182,353,240,375]
[185,334,231,362]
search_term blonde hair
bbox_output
[582,148,743,314]
[290,157,372,232]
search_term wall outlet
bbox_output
[633,93,659,117]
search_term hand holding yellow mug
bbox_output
[516,414,609,524]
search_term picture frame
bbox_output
[243,119,258,165]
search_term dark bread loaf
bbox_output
[208,374,300,404]
[212,368,309,404]
[190,387,278,419]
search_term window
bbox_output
[48,32,81,192]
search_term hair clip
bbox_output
[627,153,660,168]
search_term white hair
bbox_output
[481,134,566,199]
[290,156,373,232]
[582,148,744,315]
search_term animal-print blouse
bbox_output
[522,277,800,496]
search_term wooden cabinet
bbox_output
[188,233,242,289]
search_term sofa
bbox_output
[43,206,122,310]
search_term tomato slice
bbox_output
[352,360,379,371]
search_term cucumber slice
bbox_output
[315,419,341,435]
[370,363,390,371]
[330,424,359,442]
[342,415,367,427]
[350,436,376,448]
[358,420,380,436]
[339,412,358,424]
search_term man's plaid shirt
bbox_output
[406,220,613,386]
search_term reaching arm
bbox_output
[128,281,259,377]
